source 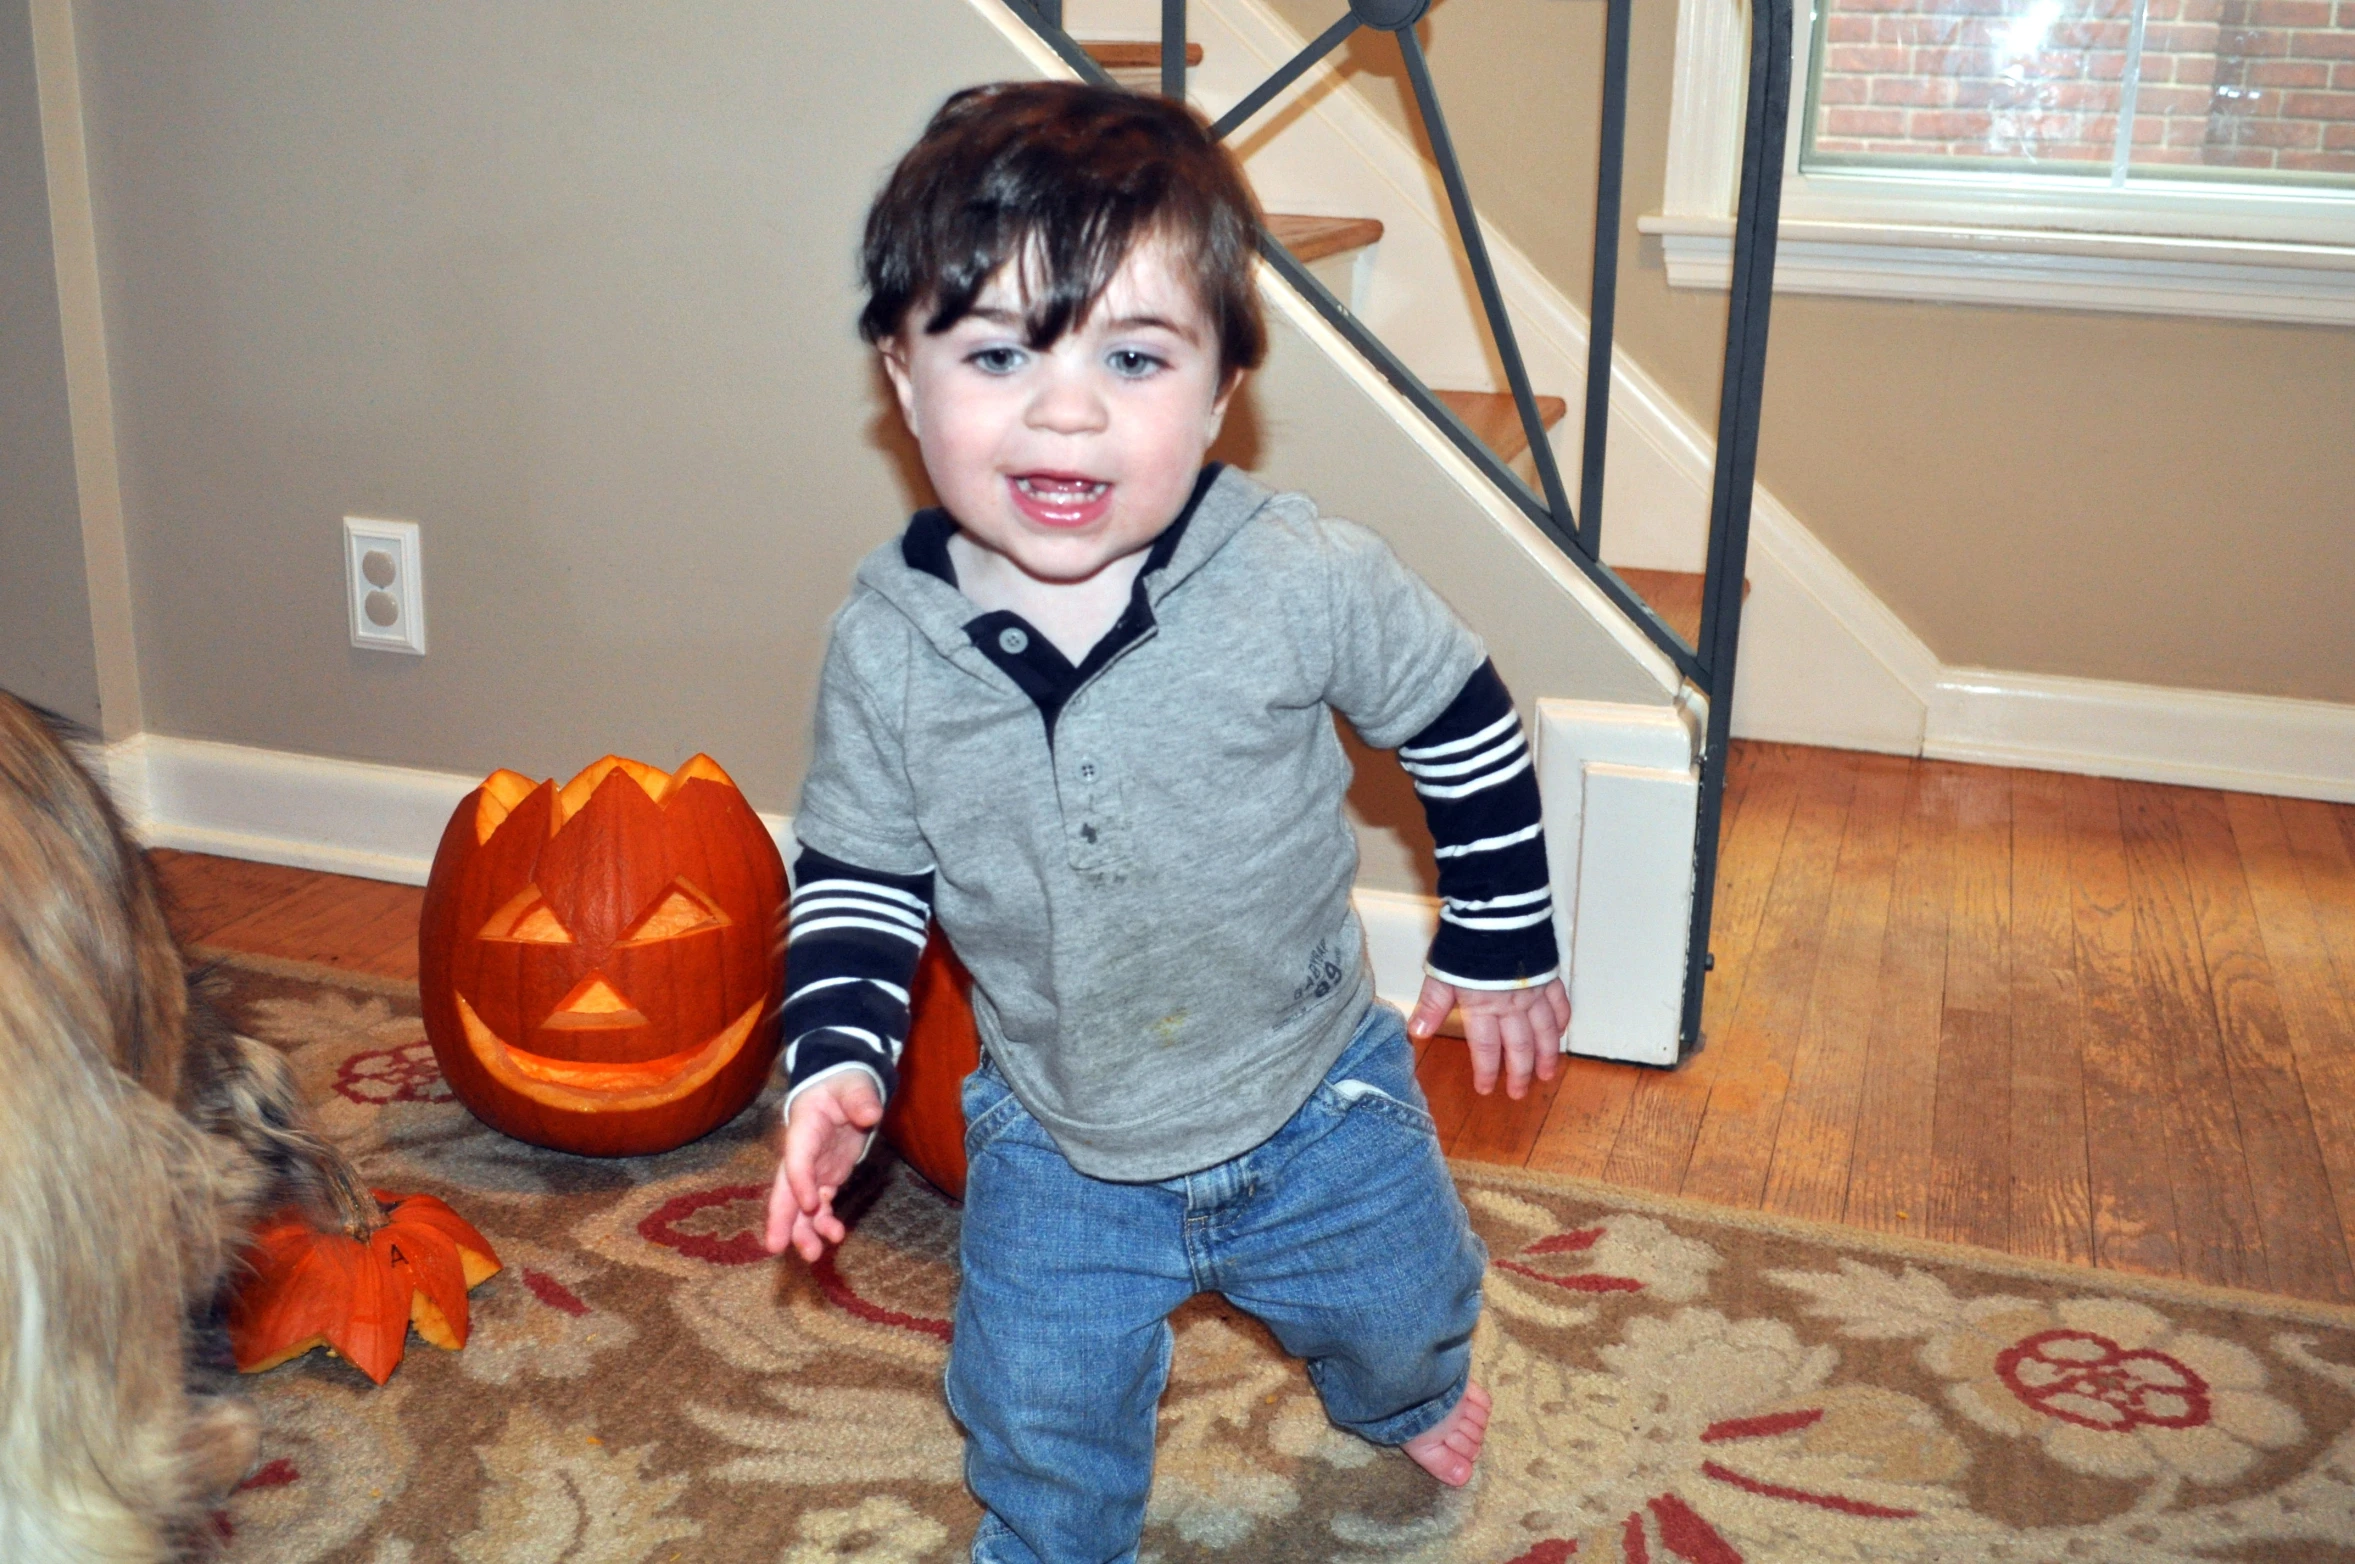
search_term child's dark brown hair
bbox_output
[859,81,1267,376]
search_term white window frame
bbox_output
[1637,0,2355,324]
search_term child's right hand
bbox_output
[763,1072,885,1263]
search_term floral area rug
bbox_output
[202,954,2355,1564]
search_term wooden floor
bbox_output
[153,742,2355,1305]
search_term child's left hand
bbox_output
[1407,978,1570,1099]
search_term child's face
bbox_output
[880,237,1240,586]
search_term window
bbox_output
[1641,0,2355,322]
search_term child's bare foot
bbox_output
[1401,1381,1490,1486]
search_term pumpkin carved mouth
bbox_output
[454,992,766,1114]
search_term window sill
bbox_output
[1638,215,2355,326]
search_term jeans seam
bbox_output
[963,1088,1029,1158]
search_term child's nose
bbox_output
[1024,366,1108,435]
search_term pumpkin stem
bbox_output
[319,1152,383,1239]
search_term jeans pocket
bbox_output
[1327,1076,1438,1138]
[960,1063,1034,1159]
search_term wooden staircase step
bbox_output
[1080,39,1205,68]
[1615,568,1748,646]
[1265,214,1384,264]
[1432,389,1567,464]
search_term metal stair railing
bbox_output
[1014,0,1794,1060]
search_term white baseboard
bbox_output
[111,730,1452,1007]
[1925,671,2355,804]
[108,734,798,886]
[1352,886,1440,1020]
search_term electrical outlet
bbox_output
[344,517,426,655]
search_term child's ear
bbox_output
[878,338,920,435]
[1206,367,1245,439]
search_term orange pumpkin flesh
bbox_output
[419,753,787,1157]
[230,1191,501,1385]
[882,931,983,1201]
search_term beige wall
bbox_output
[1267,0,2355,704]
[45,0,1661,891]
[0,0,100,728]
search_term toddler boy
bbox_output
[762,81,1569,1564]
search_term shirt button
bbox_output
[998,627,1028,655]
[1078,762,1097,781]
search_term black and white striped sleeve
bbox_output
[779,845,934,1120]
[1398,660,1561,990]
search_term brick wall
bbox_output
[1811,0,2355,178]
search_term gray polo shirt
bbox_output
[794,466,1484,1180]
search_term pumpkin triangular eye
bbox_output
[479,886,575,943]
[617,879,729,944]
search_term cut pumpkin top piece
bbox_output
[473,752,741,843]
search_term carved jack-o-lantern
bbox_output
[418,754,786,1157]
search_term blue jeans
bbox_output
[944,1003,1486,1564]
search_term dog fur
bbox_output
[0,692,371,1560]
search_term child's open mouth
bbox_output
[1009,472,1112,527]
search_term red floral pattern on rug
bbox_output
[331,1039,448,1105]
[636,1184,770,1266]
[1996,1328,2212,1432]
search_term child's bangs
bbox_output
[923,208,1196,350]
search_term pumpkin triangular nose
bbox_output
[543,972,646,1030]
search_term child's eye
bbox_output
[1106,349,1166,379]
[967,346,1026,374]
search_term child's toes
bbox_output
[1402,1382,1491,1487]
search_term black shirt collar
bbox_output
[899,464,1225,737]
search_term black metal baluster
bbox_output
[1576,0,1630,564]
[1208,11,1363,143]
[1163,0,1189,100]
[1254,236,1706,688]
[1680,0,1794,1056]
[1394,26,1578,548]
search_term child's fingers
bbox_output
[1497,1009,1536,1099]
[785,1134,824,1216]
[1463,1011,1502,1095]
[1543,979,1572,1041]
[842,1085,886,1129]
[1407,977,1455,1041]
[791,1209,827,1264]
[762,1162,799,1255]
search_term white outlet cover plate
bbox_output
[344,517,425,655]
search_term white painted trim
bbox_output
[1924,672,2355,805]
[31,0,143,739]
[1662,0,1746,221]
[1567,762,1700,1068]
[1534,699,1704,1066]
[1642,217,2355,327]
[109,724,1452,1000]
[1353,886,1441,1020]
[107,734,799,885]
[1656,0,2355,322]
